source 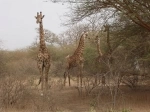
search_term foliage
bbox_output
[51,0,150,31]
[35,28,59,45]
[0,50,7,77]
[0,76,26,108]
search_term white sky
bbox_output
[0,0,68,50]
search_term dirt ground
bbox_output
[51,85,150,112]
[33,78,150,112]
[1,78,150,112]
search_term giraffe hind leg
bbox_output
[64,71,67,86]
[68,70,71,86]
[64,69,71,86]
[64,70,69,86]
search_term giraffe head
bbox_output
[95,35,99,42]
[81,31,90,39]
[94,35,101,47]
[65,55,70,59]
[35,12,45,24]
[103,24,109,32]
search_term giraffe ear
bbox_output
[35,16,37,19]
[65,55,70,59]
[42,15,45,19]
[85,31,88,35]
[81,31,86,35]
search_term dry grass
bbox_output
[0,77,150,112]
[119,86,150,112]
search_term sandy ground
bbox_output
[1,78,150,112]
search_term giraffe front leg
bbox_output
[79,62,84,88]
[41,73,44,90]
[39,68,44,90]
[77,71,80,87]
[45,73,48,90]
[37,62,44,90]
[45,65,50,90]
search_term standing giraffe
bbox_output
[64,31,89,87]
[94,34,106,85]
[35,12,51,90]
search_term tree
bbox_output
[60,24,89,46]
[51,0,150,31]
[44,29,59,45]
[35,28,59,45]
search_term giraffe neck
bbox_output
[39,22,48,53]
[74,35,85,56]
[106,27,112,54]
[96,37,102,57]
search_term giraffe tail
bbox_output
[64,71,67,86]
[38,76,41,85]
[64,71,67,80]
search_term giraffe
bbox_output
[35,12,51,90]
[64,31,89,87]
[94,34,106,86]
[96,24,114,86]
[95,35,103,63]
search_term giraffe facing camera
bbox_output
[35,12,51,91]
[35,12,45,24]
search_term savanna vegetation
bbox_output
[0,0,150,112]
